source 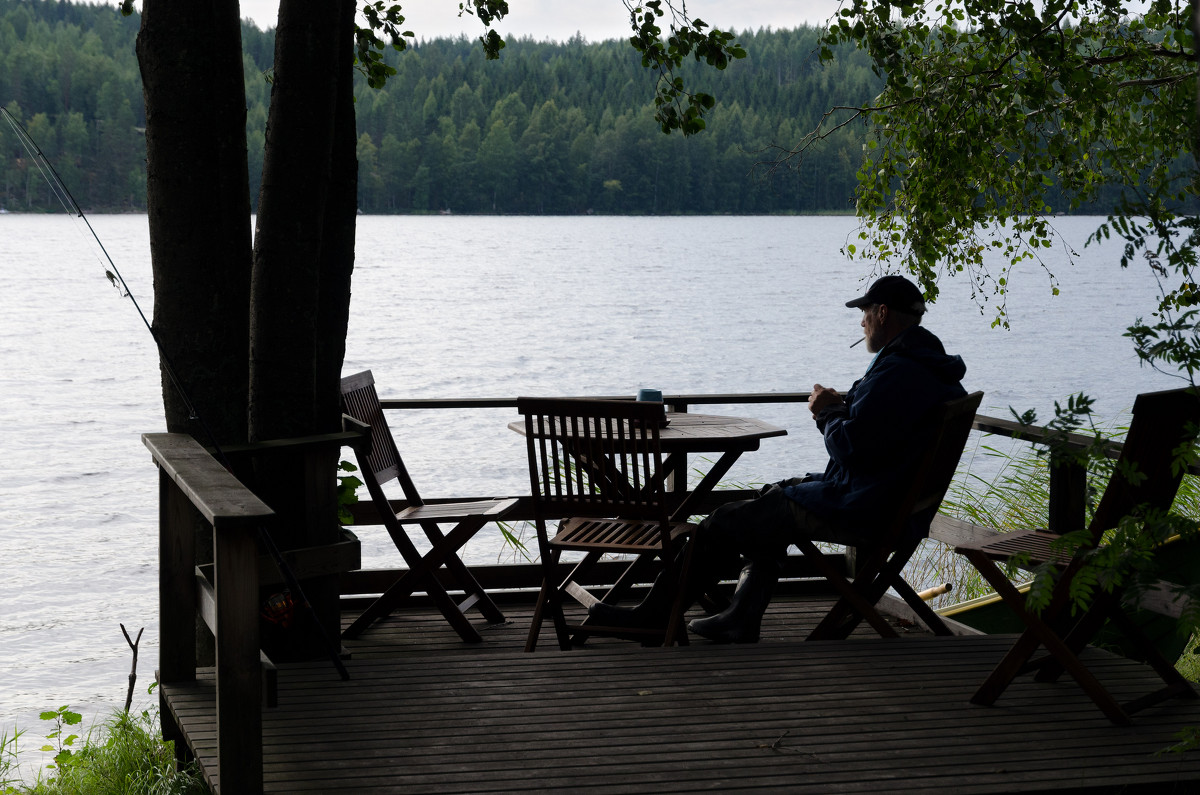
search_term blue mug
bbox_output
[636,388,662,403]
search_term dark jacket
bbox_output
[782,324,967,533]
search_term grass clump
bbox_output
[2,728,22,794]
[2,703,206,795]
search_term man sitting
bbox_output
[590,275,968,642]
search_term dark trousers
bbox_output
[691,478,858,587]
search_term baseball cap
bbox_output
[845,275,926,315]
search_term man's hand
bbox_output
[808,383,844,417]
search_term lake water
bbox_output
[0,213,1175,749]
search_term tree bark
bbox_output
[137,0,252,446]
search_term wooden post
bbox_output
[159,469,197,683]
[843,544,858,580]
[300,443,342,653]
[1048,453,1087,535]
[214,519,263,795]
[158,468,196,764]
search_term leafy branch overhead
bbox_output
[355,1,743,135]
[622,1,746,134]
[353,1,511,88]
[774,0,1197,327]
[356,1,414,89]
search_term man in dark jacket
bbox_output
[589,275,968,643]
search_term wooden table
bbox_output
[510,409,787,610]
[509,411,787,521]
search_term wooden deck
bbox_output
[161,593,1200,793]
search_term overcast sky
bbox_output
[236,1,841,42]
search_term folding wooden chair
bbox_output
[955,387,1200,724]
[517,397,696,651]
[340,370,517,642]
[794,391,984,641]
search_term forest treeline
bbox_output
[1,0,884,214]
[344,28,881,214]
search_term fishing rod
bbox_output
[2,106,350,682]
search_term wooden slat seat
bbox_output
[395,498,513,523]
[552,517,690,551]
[972,528,1073,563]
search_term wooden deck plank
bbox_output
[161,594,1200,793]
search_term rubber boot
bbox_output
[687,560,780,644]
[587,568,677,629]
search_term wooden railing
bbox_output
[146,433,269,795]
[379,390,1131,534]
[148,389,1159,794]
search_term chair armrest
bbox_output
[340,413,373,456]
[216,427,368,458]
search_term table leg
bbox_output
[666,450,744,522]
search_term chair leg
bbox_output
[526,551,578,652]
[1106,609,1199,709]
[892,576,955,636]
[860,537,954,636]
[964,550,1056,705]
[798,538,897,640]
[564,551,631,647]
[525,578,550,653]
[549,593,573,651]
[963,551,1132,724]
[1034,595,1112,683]
[598,553,659,608]
[343,563,483,642]
[984,624,1133,725]
[344,516,494,641]
[418,519,506,624]
[662,540,695,647]
[543,549,575,651]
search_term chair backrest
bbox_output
[517,397,672,525]
[889,390,985,540]
[1086,387,1200,543]
[340,370,425,507]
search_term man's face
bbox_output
[861,304,885,352]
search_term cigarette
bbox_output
[849,337,864,348]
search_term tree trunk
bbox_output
[247,0,359,658]
[137,0,252,446]
[249,0,356,444]
[137,0,253,670]
[316,2,359,426]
